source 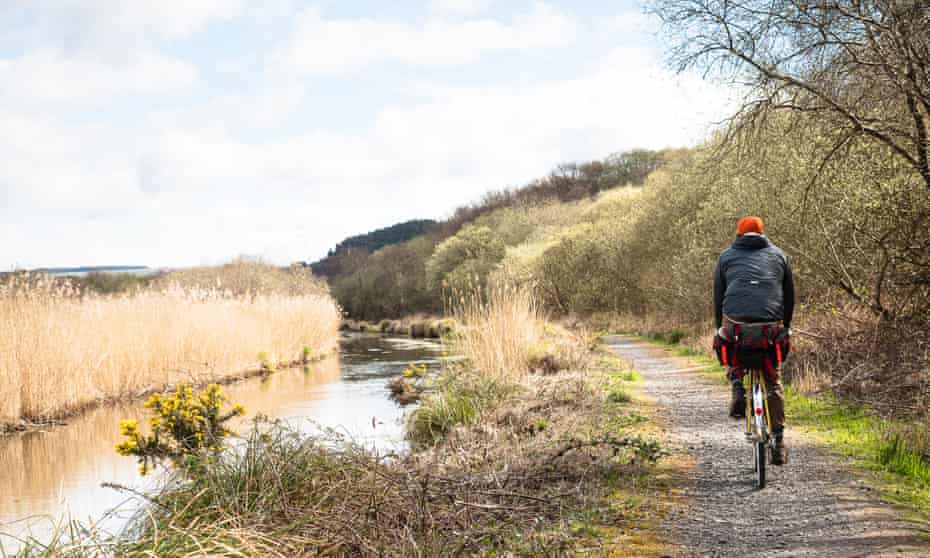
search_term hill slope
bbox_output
[310,219,437,278]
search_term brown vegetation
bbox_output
[47,294,664,557]
[340,316,455,338]
[0,264,340,430]
[447,283,540,380]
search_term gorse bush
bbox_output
[387,362,432,405]
[116,384,245,475]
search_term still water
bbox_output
[0,333,443,549]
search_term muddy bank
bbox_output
[0,350,338,437]
[340,317,456,338]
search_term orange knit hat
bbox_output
[736,216,765,236]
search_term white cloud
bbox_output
[430,0,496,17]
[100,0,245,40]
[153,45,732,207]
[13,0,244,50]
[0,110,141,222]
[274,3,579,76]
[0,40,735,267]
[0,49,197,104]
[598,11,658,36]
[0,2,738,270]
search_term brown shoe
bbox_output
[729,381,746,418]
[729,396,746,418]
[771,433,787,465]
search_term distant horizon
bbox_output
[32,265,151,272]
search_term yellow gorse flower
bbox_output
[119,419,139,436]
[114,383,245,475]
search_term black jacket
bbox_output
[713,235,795,329]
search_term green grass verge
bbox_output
[785,388,930,517]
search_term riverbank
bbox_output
[340,315,456,338]
[0,349,338,437]
[17,336,671,557]
[0,264,341,433]
[1,334,445,555]
[12,291,674,557]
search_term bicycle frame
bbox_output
[745,369,772,440]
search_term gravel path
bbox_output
[604,336,929,558]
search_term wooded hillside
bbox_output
[314,149,676,319]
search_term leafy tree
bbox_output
[311,219,437,277]
[427,226,506,295]
[316,149,676,319]
[332,236,440,319]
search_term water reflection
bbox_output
[0,334,443,549]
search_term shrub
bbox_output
[426,225,506,294]
[409,321,428,338]
[115,384,245,475]
[407,372,513,448]
[258,351,276,372]
[78,271,154,294]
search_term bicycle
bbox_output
[744,368,773,488]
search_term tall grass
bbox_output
[448,282,540,380]
[154,257,327,296]
[0,272,340,427]
[407,283,539,447]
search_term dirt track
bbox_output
[604,336,929,558]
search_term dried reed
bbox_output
[447,281,539,380]
[0,272,340,427]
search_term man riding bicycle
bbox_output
[713,216,794,465]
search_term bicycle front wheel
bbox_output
[756,441,767,488]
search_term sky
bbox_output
[0,0,735,269]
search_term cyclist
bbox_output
[713,216,794,465]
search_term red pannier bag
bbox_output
[713,321,790,376]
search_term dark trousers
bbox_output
[729,367,785,432]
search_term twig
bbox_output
[453,500,527,512]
